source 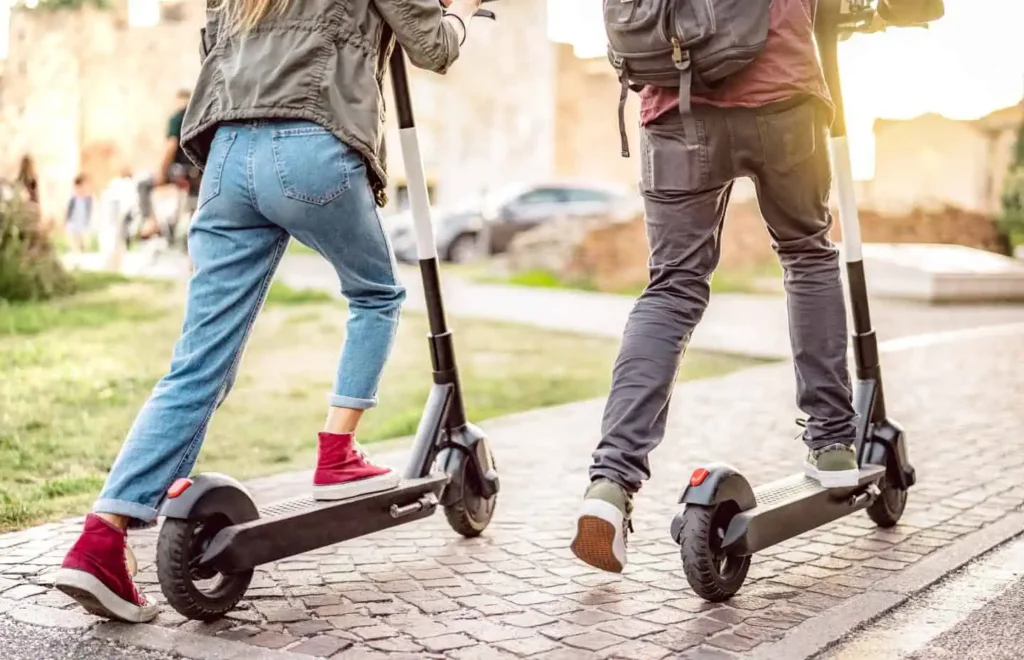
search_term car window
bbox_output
[564,188,614,203]
[516,188,564,205]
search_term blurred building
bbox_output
[2,0,641,223]
[858,103,1023,215]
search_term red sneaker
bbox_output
[313,432,400,500]
[53,514,159,623]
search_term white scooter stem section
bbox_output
[829,136,863,263]
[399,127,438,261]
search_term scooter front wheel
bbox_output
[157,513,253,620]
[866,473,907,528]
[680,502,750,602]
[443,449,498,538]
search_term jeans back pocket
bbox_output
[757,102,818,174]
[271,125,351,206]
[196,129,237,211]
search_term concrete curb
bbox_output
[748,511,1024,660]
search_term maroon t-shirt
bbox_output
[640,0,832,124]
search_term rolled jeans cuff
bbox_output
[93,498,160,529]
[328,393,377,410]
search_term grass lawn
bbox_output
[468,260,784,297]
[0,274,761,532]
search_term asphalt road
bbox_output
[822,534,1024,660]
[0,616,180,660]
[905,575,1024,660]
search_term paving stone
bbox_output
[328,614,378,629]
[2,584,47,600]
[288,619,334,636]
[532,600,583,616]
[216,625,262,641]
[365,637,423,653]
[448,619,527,643]
[226,608,264,624]
[645,628,704,653]
[331,646,389,659]
[679,646,740,659]
[419,633,478,652]
[706,633,758,652]
[449,645,520,660]
[179,619,235,635]
[561,630,625,652]
[494,634,562,655]
[637,607,696,625]
[537,621,589,640]
[678,615,732,636]
[732,623,785,642]
[704,608,749,626]
[499,611,557,628]
[244,631,297,649]
[350,624,399,641]
[597,618,667,639]
[262,607,309,623]
[596,639,674,660]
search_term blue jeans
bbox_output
[95,121,405,524]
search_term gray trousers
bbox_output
[591,97,857,493]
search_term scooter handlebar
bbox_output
[441,0,497,21]
[475,0,497,20]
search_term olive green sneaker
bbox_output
[570,478,633,573]
[804,443,859,488]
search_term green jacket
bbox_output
[181,0,462,206]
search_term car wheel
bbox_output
[447,233,483,264]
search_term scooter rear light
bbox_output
[690,468,710,487]
[168,478,192,498]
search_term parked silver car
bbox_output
[385,181,637,263]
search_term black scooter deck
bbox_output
[722,465,884,556]
[199,473,448,573]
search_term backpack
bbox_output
[603,0,773,157]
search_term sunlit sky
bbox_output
[550,0,1024,179]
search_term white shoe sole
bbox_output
[312,471,400,501]
[804,462,861,488]
[53,568,159,623]
[570,499,627,573]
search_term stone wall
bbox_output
[0,3,202,225]
[2,0,552,225]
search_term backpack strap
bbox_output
[618,77,631,158]
[674,48,698,144]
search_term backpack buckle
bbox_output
[671,37,691,71]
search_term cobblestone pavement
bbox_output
[2,331,1023,659]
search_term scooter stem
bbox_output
[816,20,886,424]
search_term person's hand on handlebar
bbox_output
[441,0,484,44]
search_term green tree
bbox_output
[1001,118,1024,249]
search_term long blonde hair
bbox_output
[213,0,288,35]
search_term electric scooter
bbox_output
[670,0,932,602]
[153,4,500,621]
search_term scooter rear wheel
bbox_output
[866,473,907,528]
[443,450,498,538]
[680,502,750,602]
[157,513,253,620]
